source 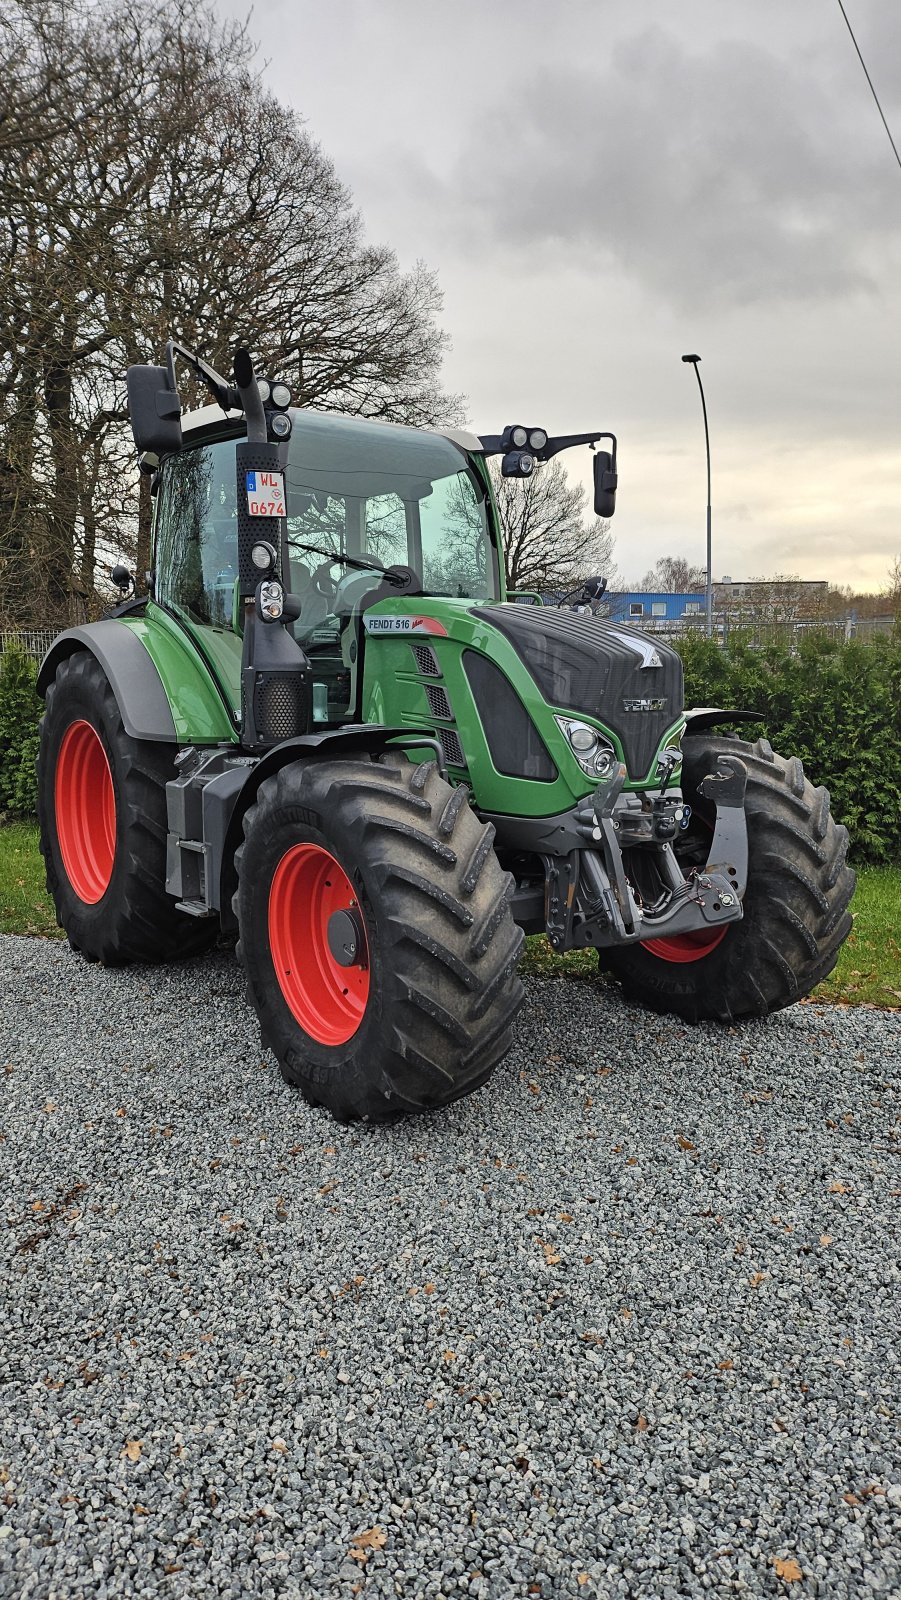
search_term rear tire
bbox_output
[37,652,218,964]
[235,752,525,1122]
[601,734,856,1021]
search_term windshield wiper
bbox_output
[286,540,409,587]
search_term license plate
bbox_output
[245,470,286,517]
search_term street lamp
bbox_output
[681,353,713,637]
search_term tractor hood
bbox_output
[477,604,684,781]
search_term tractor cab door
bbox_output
[152,437,244,721]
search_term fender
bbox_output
[683,707,763,736]
[37,622,177,742]
[204,725,444,917]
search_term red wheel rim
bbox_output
[268,843,370,1046]
[54,720,116,904]
[641,927,729,963]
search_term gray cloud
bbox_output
[426,26,901,310]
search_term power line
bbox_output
[835,0,901,177]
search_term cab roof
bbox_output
[180,402,484,456]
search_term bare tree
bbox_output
[637,555,705,591]
[490,458,616,595]
[0,0,461,624]
[887,553,901,609]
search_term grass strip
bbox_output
[1,823,897,1006]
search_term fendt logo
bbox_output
[622,697,667,713]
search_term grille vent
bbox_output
[438,728,466,768]
[254,673,309,741]
[411,642,441,677]
[425,683,453,721]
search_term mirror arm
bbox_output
[165,339,238,413]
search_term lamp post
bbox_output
[681,353,713,637]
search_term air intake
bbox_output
[438,728,466,768]
[425,683,453,721]
[411,642,441,677]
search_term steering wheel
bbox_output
[312,559,339,606]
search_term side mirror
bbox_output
[126,364,183,456]
[580,575,607,602]
[593,449,617,518]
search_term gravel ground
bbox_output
[0,933,899,1600]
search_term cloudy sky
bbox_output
[217,0,900,589]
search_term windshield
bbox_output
[283,412,496,604]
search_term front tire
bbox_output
[601,734,856,1022]
[235,752,525,1122]
[37,652,218,964]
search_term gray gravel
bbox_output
[0,933,899,1600]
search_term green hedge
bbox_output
[677,629,901,864]
[0,641,42,816]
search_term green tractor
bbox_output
[36,343,855,1121]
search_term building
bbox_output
[602,592,707,629]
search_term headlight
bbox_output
[270,411,291,439]
[256,379,271,403]
[271,382,292,408]
[259,580,284,619]
[555,715,617,777]
[528,428,548,451]
[511,425,528,448]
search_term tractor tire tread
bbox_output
[235,754,523,1121]
[38,653,217,966]
[603,732,855,1021]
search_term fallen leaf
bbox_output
[539,1239,561,1266]
[443,1350,456,1363]
[271,1438,287,1453]
[635,1415,648,1431]
[843,1492,860,1506]
[749,1272,767,1288]
[317,1347,329,1359]
[559,1212,573,1223]
[717,1359,734,1371]
[424,1283,435,1294]
[577,1575,590,1586]
[121,1440,142,1463]
[115,1107,127,1117]
[819,1234,833,1247]
[829,1181,850,1194]
[44,1101,56,1114]
[676,1134,695,1151]
[31,1200,45,1213]
[354,1527,387,1550]
[771,1555,803,1583]
[620,1307,632,1322]
[133,1504,149,1516]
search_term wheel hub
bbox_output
[327,907,367,968]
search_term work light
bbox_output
[251,540,277,572]
[271,383,292,409]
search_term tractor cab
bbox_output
[153,403,499,728]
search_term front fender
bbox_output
[37,622,177,742]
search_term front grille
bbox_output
[253,673,310,741]
[463,650,557,782]
[476,604,683,780]
[438,728,466,768]
[425,683,453,720]
[411,642,441,677]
